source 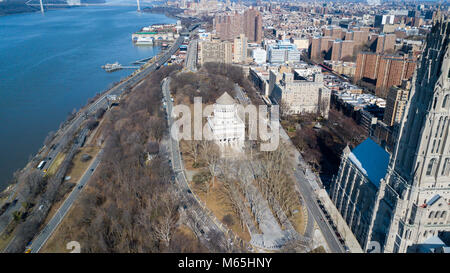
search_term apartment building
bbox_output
[213,8,263,43]
[233,34,248,63]
[383,81,411,127]
[198,39,233,65]
[270,70,331,118]
[355,52,416,98]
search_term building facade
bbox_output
[383,81,411,127]
[355,52,416,98]
[198,39,233,65]
[252,47,267,64]
[207,92,245,153]
[331,40,355,61]
[267,40,301,64]
[376,33,396,53]
[368,18,450,253]
[331,19,450,253]
[233,34,248,63]
[213,8,262,43]
[331,139,391,248]
[271,71,331,118]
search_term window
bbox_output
[442,158,450,176]
[443,95,449,108]
[426,158,436,176]
[435,118,442,137]
[441,118,448,138]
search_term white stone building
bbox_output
[207,92,245,153]
[270,70,331,118]
[252,48,267,65]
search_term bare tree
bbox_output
[220,160,248,231]
[257,143,297,217]
[200,141,221,190]
[152,192,179,248]
[182,140,202,167]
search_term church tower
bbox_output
[368,18,450,253]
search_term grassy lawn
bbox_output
[310,245,326,253]
[289,204,307,235]
[66,146,100,183]
[40,187,96,253]
[45,152,66,176]
[0,230,15,252]
[179,143,252,243]
[190,179,251,242]
[42,145,99,227]
[176,224,197,241]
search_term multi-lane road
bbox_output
[185,39,198,72]
[28,151,103,253]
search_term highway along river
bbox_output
[0,6,176,190]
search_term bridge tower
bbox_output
[39,0,44,13]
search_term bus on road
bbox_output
[37,160,46,170]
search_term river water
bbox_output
[0,6,175,190]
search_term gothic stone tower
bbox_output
[368,18,450,253]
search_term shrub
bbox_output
[222,214,234,227]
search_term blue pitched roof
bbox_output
[348,138,390,189]
[427,194,441,206]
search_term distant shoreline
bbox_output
[0,0,105,16]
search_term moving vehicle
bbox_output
[37,160,46,170]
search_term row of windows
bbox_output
[432,94,449,110]
[423,229,446,239]
[426,157,450,176]
[428,210,447,219]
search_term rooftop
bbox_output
[348,138,390,188]
[216,92,236,105]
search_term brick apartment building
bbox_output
[331,40,356,61]
[355,52,416,97]
[375,33,396,53]
[310,27,371,62]
[213,8,262,43]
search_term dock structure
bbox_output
[101,62,139,72]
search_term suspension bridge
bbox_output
[25,0,146,13]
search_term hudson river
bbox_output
[0,6,175,190]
